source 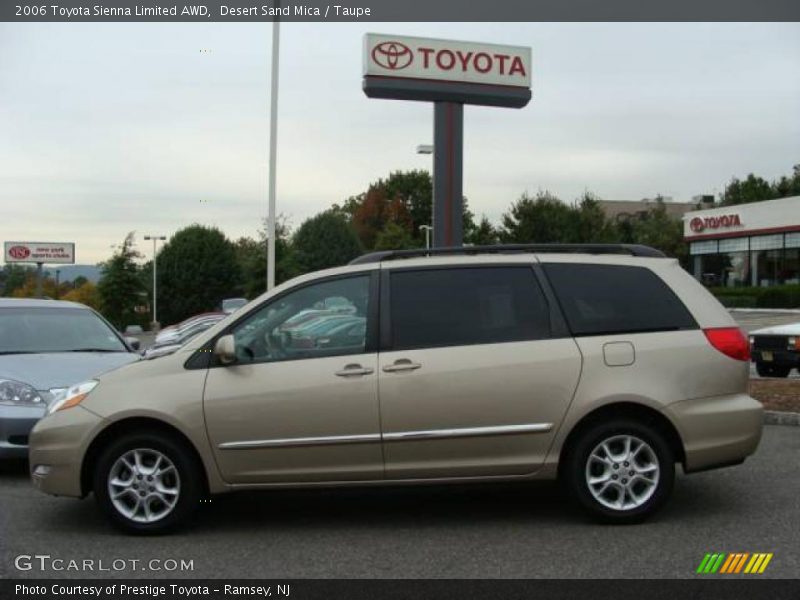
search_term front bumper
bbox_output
[0,404,47,458]
[664,393,763,473]
[29,405,104,497]
[752,349,800,368]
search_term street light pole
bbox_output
[417,145,434,251]
[144,235,166,329]
[419,225,433,249]
[266,6,281,291]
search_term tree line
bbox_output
[2,163,797,330]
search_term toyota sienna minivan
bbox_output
[29,244,763,533]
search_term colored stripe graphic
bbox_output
[699,552,773,574]
[696,554,712,573]
[710,553,726,573]
[734,553,750,573]
[720,554,737,573]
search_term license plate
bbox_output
[761,351,773,362]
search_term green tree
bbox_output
[573,193,618,243]
[97,232,143,329]
[381,170,433,244]
[627,204,688,265]
[773,164,800,198]
[1,264,34,297]
[374,222,416,250]
[235,217,296,299]
[465,215,500,246]
[500,191,577,243]
[155,225,240,325]
[720,174,776,206]
[293,211,363,273]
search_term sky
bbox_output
[1,22,799,265]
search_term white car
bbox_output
[749,322,800,377]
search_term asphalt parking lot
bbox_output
[1,425,797,579]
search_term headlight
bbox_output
[47,380,98,415]
[789,337,798,350]
[0,379,46,407]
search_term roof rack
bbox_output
[348,243,666,265]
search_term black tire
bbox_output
[755,363,791,378]
[562,419,675,524]
[93,432,202,534]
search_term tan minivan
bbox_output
[29,245,763,533]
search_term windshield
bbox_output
[222,298,247,312]
[0,307,127,354]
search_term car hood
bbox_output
[751,322,800,336]
[0,352,140,390]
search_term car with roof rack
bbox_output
[29,244,762,533]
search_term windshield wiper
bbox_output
[0,351,37,355]
[63,348,122,353]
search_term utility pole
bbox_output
[144,235,166,329]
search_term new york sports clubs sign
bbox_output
[4,241,75,264]
[364,34,531,89]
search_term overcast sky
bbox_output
[1,22,799,265]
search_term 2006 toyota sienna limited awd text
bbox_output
[29,244,763,533]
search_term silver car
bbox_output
[0,299,140,458]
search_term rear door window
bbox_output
[542,263,697,336]
[388,267,551,351]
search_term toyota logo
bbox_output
[8,245,30,259]
[372,41,413,70]
[689,217,705,233]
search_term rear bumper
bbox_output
[0,404,47,459]
[663,393,763,473]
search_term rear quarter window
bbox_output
[542,263,697,336]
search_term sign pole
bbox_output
[35,262,43,298]
[266,8,280,291]
[362,34,531,249]
[433,101,464,248]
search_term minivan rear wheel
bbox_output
[563,419,674,523]
[93,432,201,534]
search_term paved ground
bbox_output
[1,426,797,580]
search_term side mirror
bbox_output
[125,337,141,351]
[214,334,237,365]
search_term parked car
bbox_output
[144,315,227,359]
[0,299,140,458]
[221,298,248,315]
[29,244,762,533]
[155,312,225,346]
[749,322,800,377]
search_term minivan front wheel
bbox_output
[564,420,674,523]
[93,432,201,534]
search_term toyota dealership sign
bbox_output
[4,241,75,264]
[364,33,532,89]
[362,33,531,248]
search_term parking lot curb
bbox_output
[764,410,800,426]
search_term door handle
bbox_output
[335,364,374,377]
[382,359,422,373]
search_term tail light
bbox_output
[704,327,750,361]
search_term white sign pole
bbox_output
[266,15,280,291]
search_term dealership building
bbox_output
[684,195,800,287]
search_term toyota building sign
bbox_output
[364,33,532,88]
[4,241,75,264]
